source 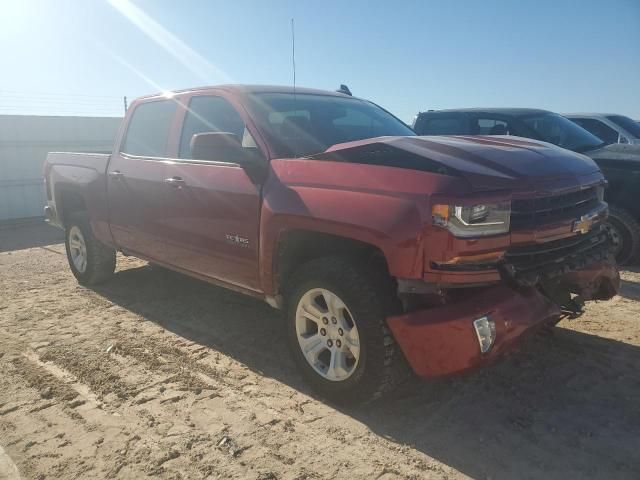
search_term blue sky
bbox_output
[0,0,639,121]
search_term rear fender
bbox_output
[49,165,113,247]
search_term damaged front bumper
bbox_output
[387,260,619,378]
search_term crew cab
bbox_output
[413,108,640,264]
[44,86,619,403]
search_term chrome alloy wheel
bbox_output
[295,288,361,381]
[68,226,88,273]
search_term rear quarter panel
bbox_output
[46,152,113,246]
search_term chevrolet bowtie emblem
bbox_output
[573,215,594,234]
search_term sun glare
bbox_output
[106,0,232,85]
[0,1,36,38]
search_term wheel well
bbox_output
[604,180,640,218]
[275,230,392,294]
[57,190,86,227]
[607,197,640,220]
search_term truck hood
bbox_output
[320,135,602,192]
[584,143,640,163]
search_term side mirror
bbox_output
[190,131,267,182]
[191,132,244,162]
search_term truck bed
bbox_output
[46,151,111,170]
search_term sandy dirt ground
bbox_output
[0,222,639,480]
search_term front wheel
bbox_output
[285,257,406,404]
[65,212,116,285]
[605,206,640,265]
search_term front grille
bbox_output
[511,186,599,228]
[501,225,611,286]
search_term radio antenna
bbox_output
[291,18,300,156]
[291,18,296,93]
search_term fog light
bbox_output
[473,316,496,354]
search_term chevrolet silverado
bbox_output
[44,86,619,403]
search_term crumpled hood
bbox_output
[322,135,602,192]
[585,143,640,163]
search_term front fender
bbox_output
[258,159,453,295]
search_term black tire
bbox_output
[606,206,640,265]
[64,212,116,285]
[284,256,407,404]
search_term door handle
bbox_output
[164,176,186,188]
[109,170,124,179]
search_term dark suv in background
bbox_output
[413,108,640,264]
[565,113,640,146]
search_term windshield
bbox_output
[607,115,640,138]
[519,112,604,152]
[246,93,415,158]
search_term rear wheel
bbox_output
[605,206,640,265]
[285,257,406,404]
[65,212,116,285]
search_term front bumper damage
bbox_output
[387,259,619,379]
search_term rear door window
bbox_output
[473,115,531,137]
[476,118,510,135]
[121,100,177,157]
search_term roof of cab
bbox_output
[137,84,353,101]
[564,113,618,117]
[418,108,551,117]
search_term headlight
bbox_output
[432,201,511,237]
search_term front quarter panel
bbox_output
[259,159,467,294]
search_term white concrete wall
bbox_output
[0,115,122,221]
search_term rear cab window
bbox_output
[473,116,530,137]
[476,118,509,135]
[121,99,177,157]
[414,115,468,135]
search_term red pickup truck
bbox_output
[44,85,619,403]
